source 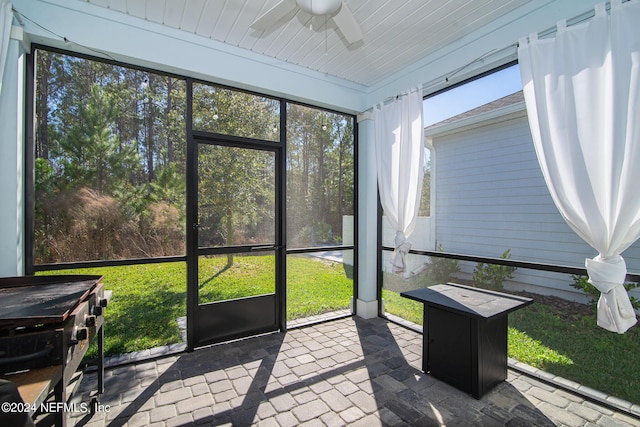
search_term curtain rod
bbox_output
[376,0,623,108]
[373,44,515,108]
[527,1,621,43]
[436,1,623,92]
[534,0,631,40]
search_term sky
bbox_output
[423,64,523,127]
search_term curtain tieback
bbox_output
[586,255,626,294]
[586,255,637,333]
[390,231,412,274]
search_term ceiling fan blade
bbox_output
[251,0,298,29]
[332,2,363,44]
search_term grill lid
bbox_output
[0,275,102,329]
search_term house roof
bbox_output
[426,90,525,131]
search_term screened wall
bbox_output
[30,47,356,356]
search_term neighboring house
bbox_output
[416,91,640,302]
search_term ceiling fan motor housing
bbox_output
[296,0,342,16]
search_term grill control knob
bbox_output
[76,327,88,341]
[93,306,103,316]
[99,298,108,308]
[69,327,88,345]
[85,315,96,327]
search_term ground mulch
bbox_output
[512,290,594,318]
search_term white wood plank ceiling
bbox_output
[82,0,530,86]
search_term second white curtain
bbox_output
[518,0,640,333]
[374,86,424,274]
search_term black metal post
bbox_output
[185,79,197,351]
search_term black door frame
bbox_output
[186,80,286,350]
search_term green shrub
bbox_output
[571,275,640,310]
[429,244,460,283]
[473,249,517,291]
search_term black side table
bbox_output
[401,283,533,399]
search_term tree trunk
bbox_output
[225,204,234,268]
[146,75,155,182]
[166,78,174,162]
[317,129,326,220]
[302,128,310,198]
[36,52,53,159]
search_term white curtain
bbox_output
[374,86,424,274]
[0,0,12,99]
[518,0,640,333]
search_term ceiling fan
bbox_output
[251,0,364,45]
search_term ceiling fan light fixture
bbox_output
[251,0,363,46]
[296,0,342,16]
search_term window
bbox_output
[383,63,524,317]
[285,103,356,323]
[423,64,522,127]
[192,83,280,142]
[34,51,187,263]
[286,104,355,249]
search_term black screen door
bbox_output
[187,137,283,348]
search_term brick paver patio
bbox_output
[67,316,640,426]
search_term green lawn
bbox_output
[41,262,188,356]
[508,302,640,404]
[287,255,353,319]
[198,254,276,303]
[39,254,352,358]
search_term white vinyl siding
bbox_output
[431,111,640,300]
